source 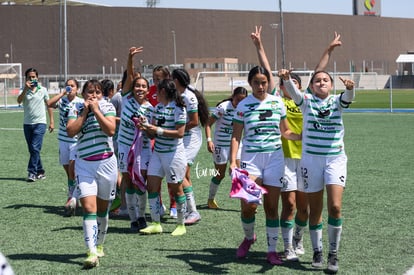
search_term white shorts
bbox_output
[118,143,151,173]
[147,147,186,184]
[281,158,301,192]
[74,154,118,200]
[183,133,202,165]
[58,141,77,165]
[213,143,242,165]
[240,149,284,187]
[300,154,347,193]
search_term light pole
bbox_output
[171,30,177,65]
[113,57,118,76]
[270,23,278,72]
[5,53,9,64]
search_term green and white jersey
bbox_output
[182,88,201,139]
[233,94,286,153]
[117,92,153,150]
[56,96,84,143]
[211,100,235,148]
[299,88,347,156]
[152,101,187,153]
[68,99,116,159]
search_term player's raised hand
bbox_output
[339,76,354,90]
[277,68,293,81]
[129,46,144,56]
[329,32,342,51]
[250,25,263,48]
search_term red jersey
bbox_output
[147,85,159,107]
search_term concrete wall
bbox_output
[1,6,414,77]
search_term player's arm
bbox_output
[205,115,216,153]
[229,121,243,172]
[122,46,143,95]
[314,32,342,72]
[251,25,276,93]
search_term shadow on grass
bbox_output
[197,204,240,213]
[0,177,27,182]
[7,252,84,266]
[3,203,67,217]
[163,247,317,273]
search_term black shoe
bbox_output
[130,221,139,233]
[137,217,147,230]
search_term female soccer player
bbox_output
[67,79,117,269]
[229,66,301,265]
[118,46,153,232]
[281,68,354,273]
[47,78,84,216]
[204,86,247,209]
[139,79,188,236]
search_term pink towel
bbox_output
[127,127,146,192]
[229,168,267,205]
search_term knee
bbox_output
[328,204,342,218]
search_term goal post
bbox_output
[193,70,314,94]
[193,70,379,95]
[0,63,23,109]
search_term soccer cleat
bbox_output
[266,251,283,265]
[293,237,305,255]
[36,173,46,180]
[139,222,163,234]
[184,211,201,225]
[236,234,256,258]
[27,173,36,183]
[171,224,186,236]
[96,245,105,257]
[83,251,99,269]
[312,250,324,268]
[284,246,299,262]
[137,217,147,230]
[207,199,219,209]
[327,252,339,273]
[169,207,177,219]
[130,221,140,233]
[64,197,77,216]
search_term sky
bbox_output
[72,0,414,19]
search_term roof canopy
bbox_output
[1,1,88,6]
[396,54,414,63]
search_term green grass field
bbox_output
[0,96,413,274]
[204,89,414,109]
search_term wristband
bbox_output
[156,127,164,136]
[207,137,212,142]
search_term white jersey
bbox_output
[298,89,347,156]
[117,92,153,150]
[211,100,236,148]
[68,99,116,159]
[152,101,187,153]
[56,96,84,143]
[182,87,202,140]
[233,94,286,153]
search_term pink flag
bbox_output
[229,168,267,205]
[127,127,146,192]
